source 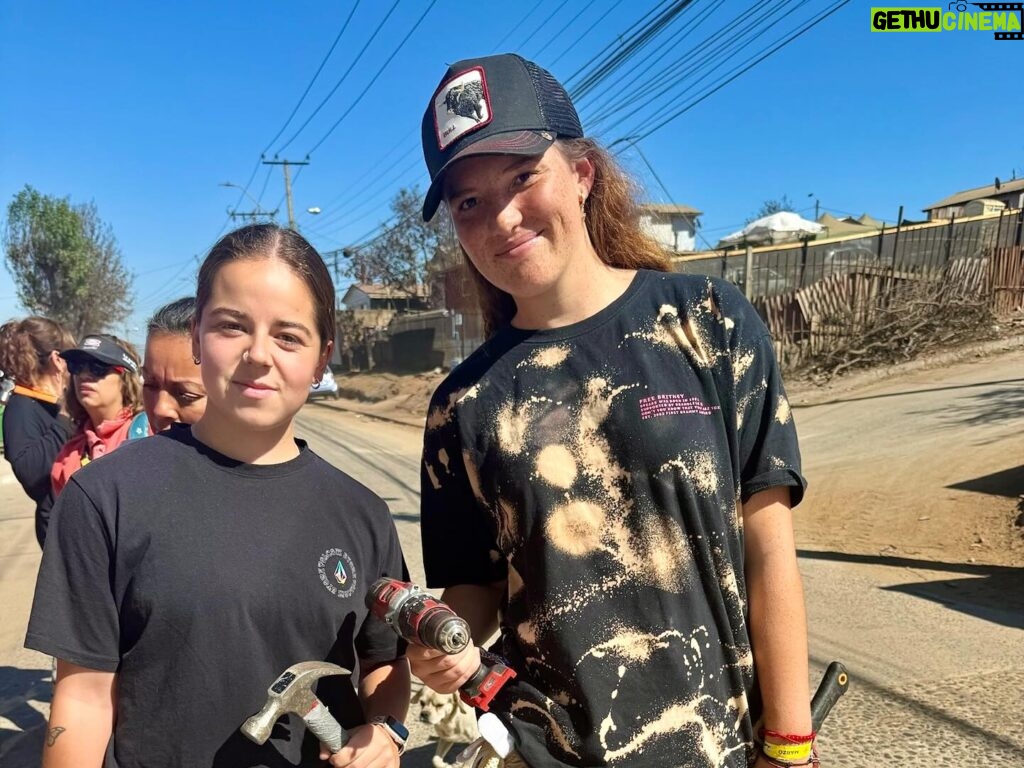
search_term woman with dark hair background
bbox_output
[142,296,207,431]
[0,317,75,546]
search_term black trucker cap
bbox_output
[421,53,583,221]
[60,334,139,374]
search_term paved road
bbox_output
[2,353,1022,766]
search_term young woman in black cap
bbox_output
[50,334,148,496]
[0,316,75,546]
[27,224,410,768]
[411,54,815,768]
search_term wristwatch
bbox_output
[370,715,409,755]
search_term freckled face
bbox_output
[142,332,206,431]
[194,258,329,433]
[444,146,594,305]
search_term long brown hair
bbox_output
[461,138,672,338]
[65,335,144,428]
[0,317,75,386]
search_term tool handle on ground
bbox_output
[304,697,351,754]
[810,661,850,732]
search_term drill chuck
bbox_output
[366,578,471,654]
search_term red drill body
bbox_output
[366,578,516,711]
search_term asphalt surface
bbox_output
[1,352,1022,766]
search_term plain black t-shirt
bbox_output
[421,271,805,767]
[27,425,407,767]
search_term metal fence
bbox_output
[673,208,1024,368]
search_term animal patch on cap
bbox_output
[434,67,492,150]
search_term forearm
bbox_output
[441,581,506,643]
[43,662,117,768]
[358,658,411,722]
[743,488,812,733]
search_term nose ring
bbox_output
[242,350,250,363]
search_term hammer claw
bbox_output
[241,661,352,753]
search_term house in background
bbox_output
[923,177,1024,220]
[341,283,430,311]
[638,203,702,253]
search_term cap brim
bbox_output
[422,130,555,221]
[60,348,122,368]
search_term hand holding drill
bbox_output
[366,578,516,711]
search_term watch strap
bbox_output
[369,715,408,755]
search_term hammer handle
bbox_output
[810,661,850,732]
[304,697,351,753]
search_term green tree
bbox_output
[3,186,133,337]
[747,194,797,223]
[346,186,459,309]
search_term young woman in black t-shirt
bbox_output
[410,55,814,768]
[29,224,409,768]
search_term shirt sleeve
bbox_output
[2,397,70,505]
[715,280,806,506]
[24,477,121,671]
[419,385,507,589]
[354,507,409,668]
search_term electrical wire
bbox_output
[586,0,803,131]
[260,1,362,155]
[276,0,402,155]
[627,0,850,143]
[302,0,439,157]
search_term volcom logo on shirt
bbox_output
[317,548,357,599]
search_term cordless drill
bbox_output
[366,578,516,711]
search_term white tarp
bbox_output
[719,211,824,246]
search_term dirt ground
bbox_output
[333,335,1024,568]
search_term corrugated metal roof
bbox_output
[923,178,1024,211]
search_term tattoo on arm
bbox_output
[46,727,66,747]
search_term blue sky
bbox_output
[2,1,1020,347]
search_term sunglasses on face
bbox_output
[68,360,125,378]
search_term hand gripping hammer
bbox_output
[241,661,351,753]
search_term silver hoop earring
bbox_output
[192,354,200,365]
[242,350,250,363]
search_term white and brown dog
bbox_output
[412,685,480,767]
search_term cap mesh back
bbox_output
[522,59,583,137]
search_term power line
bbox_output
[532,1,622,62]
[490,0,546,52]
[260,1,362,155]
[302,0,439,157]
[276,0,402,155]
[578,0,729,122]
[629,0,850,143]
[586,0,803,131]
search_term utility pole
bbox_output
[220,182,277,223]
[262,157,310,230]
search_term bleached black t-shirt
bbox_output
[421,271,805,767]
[27,425,407,768]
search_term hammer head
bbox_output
[241,660,351,745]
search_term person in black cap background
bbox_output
[0,317,75,547]
[411,54,813,768]
[50,333,148,496]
